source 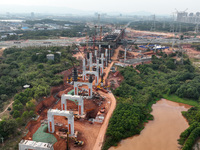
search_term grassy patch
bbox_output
[162,94,199,107]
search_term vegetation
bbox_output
[0,26,86,40]
[103,51,200,150]
[0,46,75,146]
[0,19,111,40]
[178,107,200,149]
[162,94,199,107]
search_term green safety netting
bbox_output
[67,90,78,105]
[32,124,57,144]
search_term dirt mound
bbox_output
[36,96,56,113]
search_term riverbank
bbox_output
[109,99,192,150]
[163,94,199,107]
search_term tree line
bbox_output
[0,46,75,144]
[103,51,200,150]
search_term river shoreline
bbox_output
[109,99,192,150]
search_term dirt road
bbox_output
[93,92,116,150]
[0,47,6,57]
[112,46,121,61]
[93,46,121,150]
[0,101,14,117]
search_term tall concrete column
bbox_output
[68,116,74,135]
[109,45,111,61]
[95,50,97,63]
[89,53,92,71]
[99,45,101,57]
[82,59,86,81]
[48,114,54,133]
[89,83,93,98]
[78,97,84,115]
[74,82,78,95]
[61,98,67,111]
[101,53,104,75]
[105,49,108,67]
[124,48,127,63]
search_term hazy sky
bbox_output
[0,0,199,15]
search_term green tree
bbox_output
[13,110,20,118]
[22,111,29,121]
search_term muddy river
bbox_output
[109,99,192,150]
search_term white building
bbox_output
[46,54,54,61]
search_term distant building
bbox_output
[56,52,61,56]
[1,35,7,39]
[176,11,200,24]
[21,27,30,30]
[31,12,35,19]
[46,54,54,60]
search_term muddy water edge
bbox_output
[109,98,192,150]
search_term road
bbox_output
[0,47,6,57]
[93,92,116,150]
[93,46,121,150]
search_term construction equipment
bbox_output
[74,140,84,147]
[100,107,105,113]
[67,76,73,83]
[74,114,81,121]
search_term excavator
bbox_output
[66,132,84,150]
[95,75,109,93]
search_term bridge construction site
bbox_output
[17,22,200,150]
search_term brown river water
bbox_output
[109,99,192,150]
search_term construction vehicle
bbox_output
[74,114,81,121]
[67,76,73,83]
[100,107,105,113]
[74,140,84,147]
